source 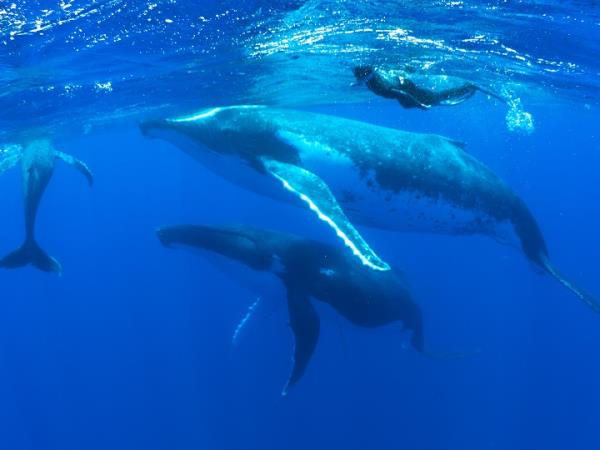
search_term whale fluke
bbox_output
[541,257,600,313]
[0,239,62,274]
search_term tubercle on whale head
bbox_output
[156,224,276,271]
[353,65,374,81]
[156,226,176,248]
[139,118,170,139]
[139,116,212,148]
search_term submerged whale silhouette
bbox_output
[0,139,93,273]
[157,224,427,393]
[140,105,597,312]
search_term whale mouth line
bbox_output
[169,105,267,123]
[170,107,224,123]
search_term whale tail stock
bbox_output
[0,239,62,275]
[539,256,600,313]
[511,200,599,312]
[407,319,480,360]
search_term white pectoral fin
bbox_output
[0,145,22,174]
[0,153,21,175]
[56,151,94,186]
[262,158,390,271]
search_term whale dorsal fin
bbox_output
[0,145,22,174]
[55,151,94,186]
[261,158,390,271]
[282,287,320,395]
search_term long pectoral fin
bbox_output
[56,151,94,186]
[541,257,600,313]
[262,158,390,271]
[283,287,320,395]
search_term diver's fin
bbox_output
[0,239,62,274]
[0,151,21,175]
[438,87,476,106]
[475,86,507,104]
[261,158,390,271]
[282,287,320,395]
[56,151,94,186]
[541,257,600,313]
[390,88,432,109]
[439,95,472,106]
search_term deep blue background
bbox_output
[0,98,599,450]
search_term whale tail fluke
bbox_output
[0,240,62,275]
[541,257,600,313]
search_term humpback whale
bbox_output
[353,65,506,109]
[0,139,93,273]
[156,224,426,393]
[140,105,597,312]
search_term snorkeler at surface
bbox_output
[353,65,507,109]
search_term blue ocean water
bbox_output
[1,1,599,449]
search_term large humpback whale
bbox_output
[0,139,93,273]
[353,65,506,109]
[140,105,598,311]
[156,224,427,393]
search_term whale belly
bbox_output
[341,185,506,237]
[298,144,511,239]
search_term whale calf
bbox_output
[0,139,93,273]
[140,105,597,312]
[353,65,506,109]
[156,224,427,393]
